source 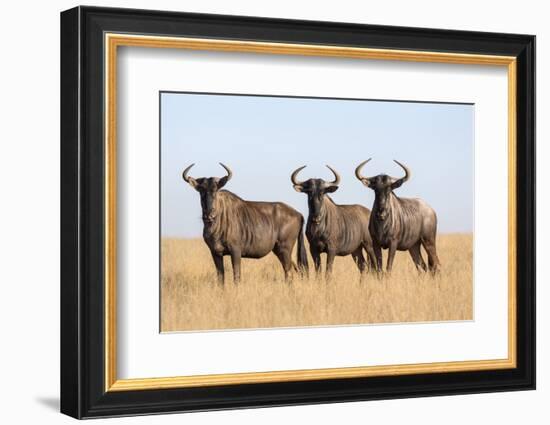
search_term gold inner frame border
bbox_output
[104,33,517,392]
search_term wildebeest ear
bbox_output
[390,179,404,189]
[324,185,339,193]
[187,178,199,189]
[360,179,372,188]
[217,176,230,189]
[293,184,304,193]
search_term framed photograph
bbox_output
[60,6,535,419]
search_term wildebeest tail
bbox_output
[297,216,309,277]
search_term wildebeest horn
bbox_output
[216,162,233,188]
[182,163,197,186]
[391,160,410,188]
[219,162,233,182]
[355,158,372,185]
[326,165,341,186]
[291,165,307,186]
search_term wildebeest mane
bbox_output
[309,195,370,255]
[205,190,274,248]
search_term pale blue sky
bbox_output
[161,92,473,238]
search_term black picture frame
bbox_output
[61,5,535,419]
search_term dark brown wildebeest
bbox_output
[354,159,440,273]
[182,163,308,284]
[291,165,376,280]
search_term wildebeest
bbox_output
[182,163,308,284]
[291,165,376,280]
[354,159,440,273]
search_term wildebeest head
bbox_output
[355,159,410,220]
[182,163,233,224]
[291,165,340,224]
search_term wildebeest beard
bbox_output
[203,190,272,249]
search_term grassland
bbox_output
[160,234,472,332]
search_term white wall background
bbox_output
[0,1,544,423]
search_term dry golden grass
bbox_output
[161,234,472,332]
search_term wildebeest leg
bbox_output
[210,252,225,285]
[362,243,377,272]
[409,242,427,272]
[326,249,336,282]
[230,249,242,284]
[352,249,367,283]
[352,249,367,273]
[372,240,383,273]
[310,246,322,277]
[386,242,398,273]
[273,244,293,283]
[421,238,440,274]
